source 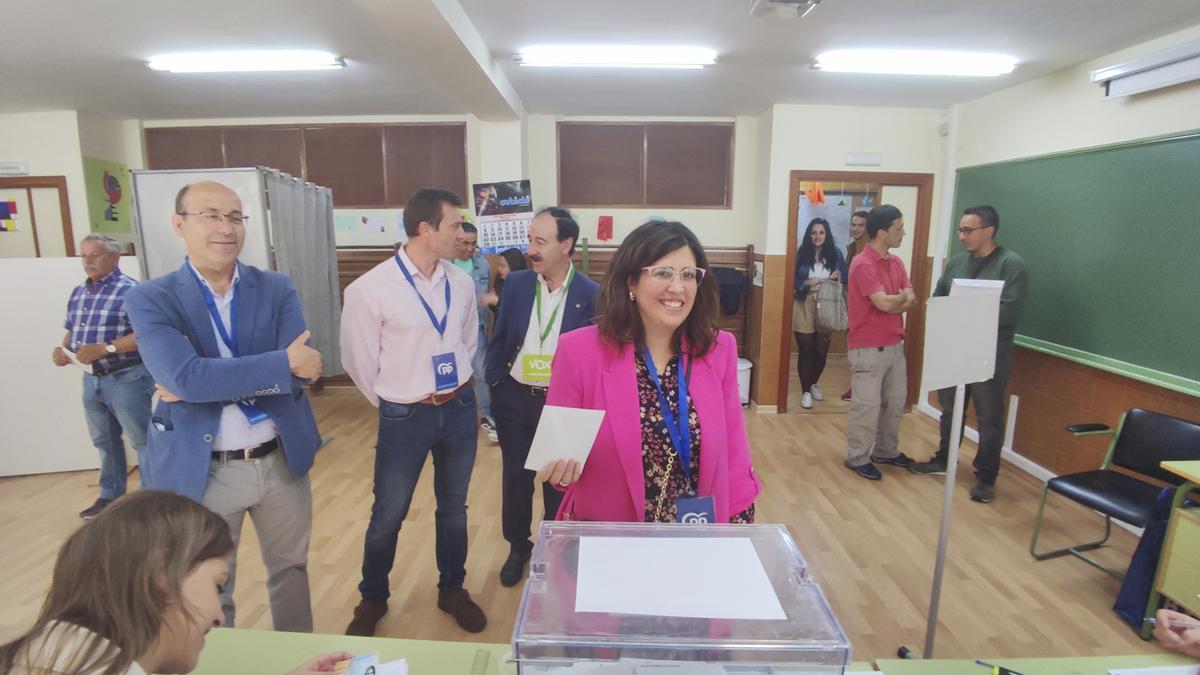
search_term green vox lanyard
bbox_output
[534,266,575,351]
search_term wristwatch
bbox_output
[105,342,118,354]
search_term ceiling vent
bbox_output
[749,0,822,19]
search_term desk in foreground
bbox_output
[877,654,1196,674]
[193,628,512,675]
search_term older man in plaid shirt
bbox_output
[52,234,154,519]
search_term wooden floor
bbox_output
[0,386,1159,663]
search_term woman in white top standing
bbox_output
[791,217,848,409]
[0,491,348,675]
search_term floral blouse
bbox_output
[636,353,755,524]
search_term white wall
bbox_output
[525,114,762,249]
[761,104,946,255]
[954,23,1200,168]
[0,111,88,250]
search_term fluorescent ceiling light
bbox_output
[814,49,1016,77]
[147,50,345,73]
[515,45,717,69]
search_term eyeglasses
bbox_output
[958,224,991,235]
[177,210,249,226]
[642,265,706,284]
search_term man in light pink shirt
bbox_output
[340,188,486,637]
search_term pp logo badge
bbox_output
[680,512,710,524]
[675,495,716,524]
[437,362,455,375]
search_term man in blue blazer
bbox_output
[125,180,324,633]
[485,207,599,586]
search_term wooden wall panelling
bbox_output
[223,127,304,176]
[144,127,225,170]
[384,124,468,204]
[557,123,645,207]
[644,123,733,208]
[304,126,386,207]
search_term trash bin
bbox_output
[737,357,752,405]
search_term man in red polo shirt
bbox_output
[844,204,918,480]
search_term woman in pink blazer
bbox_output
[540,220,762,523]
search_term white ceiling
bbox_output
[2,0,1199,120]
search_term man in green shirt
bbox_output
[910,205,1029,503]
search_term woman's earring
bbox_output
[628,291,636,301]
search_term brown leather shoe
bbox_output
[437,587,487,633]
[345,599,387,636]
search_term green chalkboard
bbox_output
[953,130,1200,396]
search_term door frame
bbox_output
[778,169,935,413]
[0,176,75,256]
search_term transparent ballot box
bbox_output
[511,522,851,674]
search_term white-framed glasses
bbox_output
[642,265,706,284]
[177,210,248,226]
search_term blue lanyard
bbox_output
[641,347,692,478]
[395,254,450,337]
[188,264,239,356]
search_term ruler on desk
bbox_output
[469,648,490,675]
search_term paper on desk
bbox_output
[523,405,604,471]
[61,348,92,374]
[950,278,1004,296]
[376,658,407,675]
[1109,666,1200,675]
[575,537,786,620]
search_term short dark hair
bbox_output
[852,210,869,221]
[963,205,999,233]
[535,206,580,256]
[596,220,720,357]
[866,204,903,239]
[460,222,477,235]
[403,188,464,237]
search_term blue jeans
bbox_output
[471,324,491,419]
[358,386,478,600]
[81,363,155,500]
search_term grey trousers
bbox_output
[202,447,313,632]
[846,343,908,467]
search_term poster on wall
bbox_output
[797,193,853,255]
[0,199,18,231]
[473,179,533,255]
[84,157,132,234]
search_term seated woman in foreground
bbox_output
[0,490,348,675]
[541,220,762,523]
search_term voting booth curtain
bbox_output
[265,170,344,377]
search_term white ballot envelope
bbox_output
[524,405,604,471]
[61,348,93,374]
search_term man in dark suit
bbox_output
[486,207,599,586]
[125,180,323,632]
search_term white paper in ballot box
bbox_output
[524,405,605,471]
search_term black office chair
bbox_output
[1029,408,1200,578]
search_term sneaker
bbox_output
[872,452,915,468]
[970,480,995,503]
[487,429,499,444]
[840,389,852,401]
[438,587,487,633]
[810,385,824,401]
[801,392,814,409]
[79,498,112,520]
[910,459,948,476]
[847,462,883,480]
[499,548,532,587]
[345,599,388,636]
[480,416,496,433]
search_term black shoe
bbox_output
[847,462,883,480]
[79,498,112,520]
[872,452,915,468]
[345,599,388,636]
[910,459,948,476]
[438,587,487,633]
[500,548,532,587]
[970,480,995,503]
